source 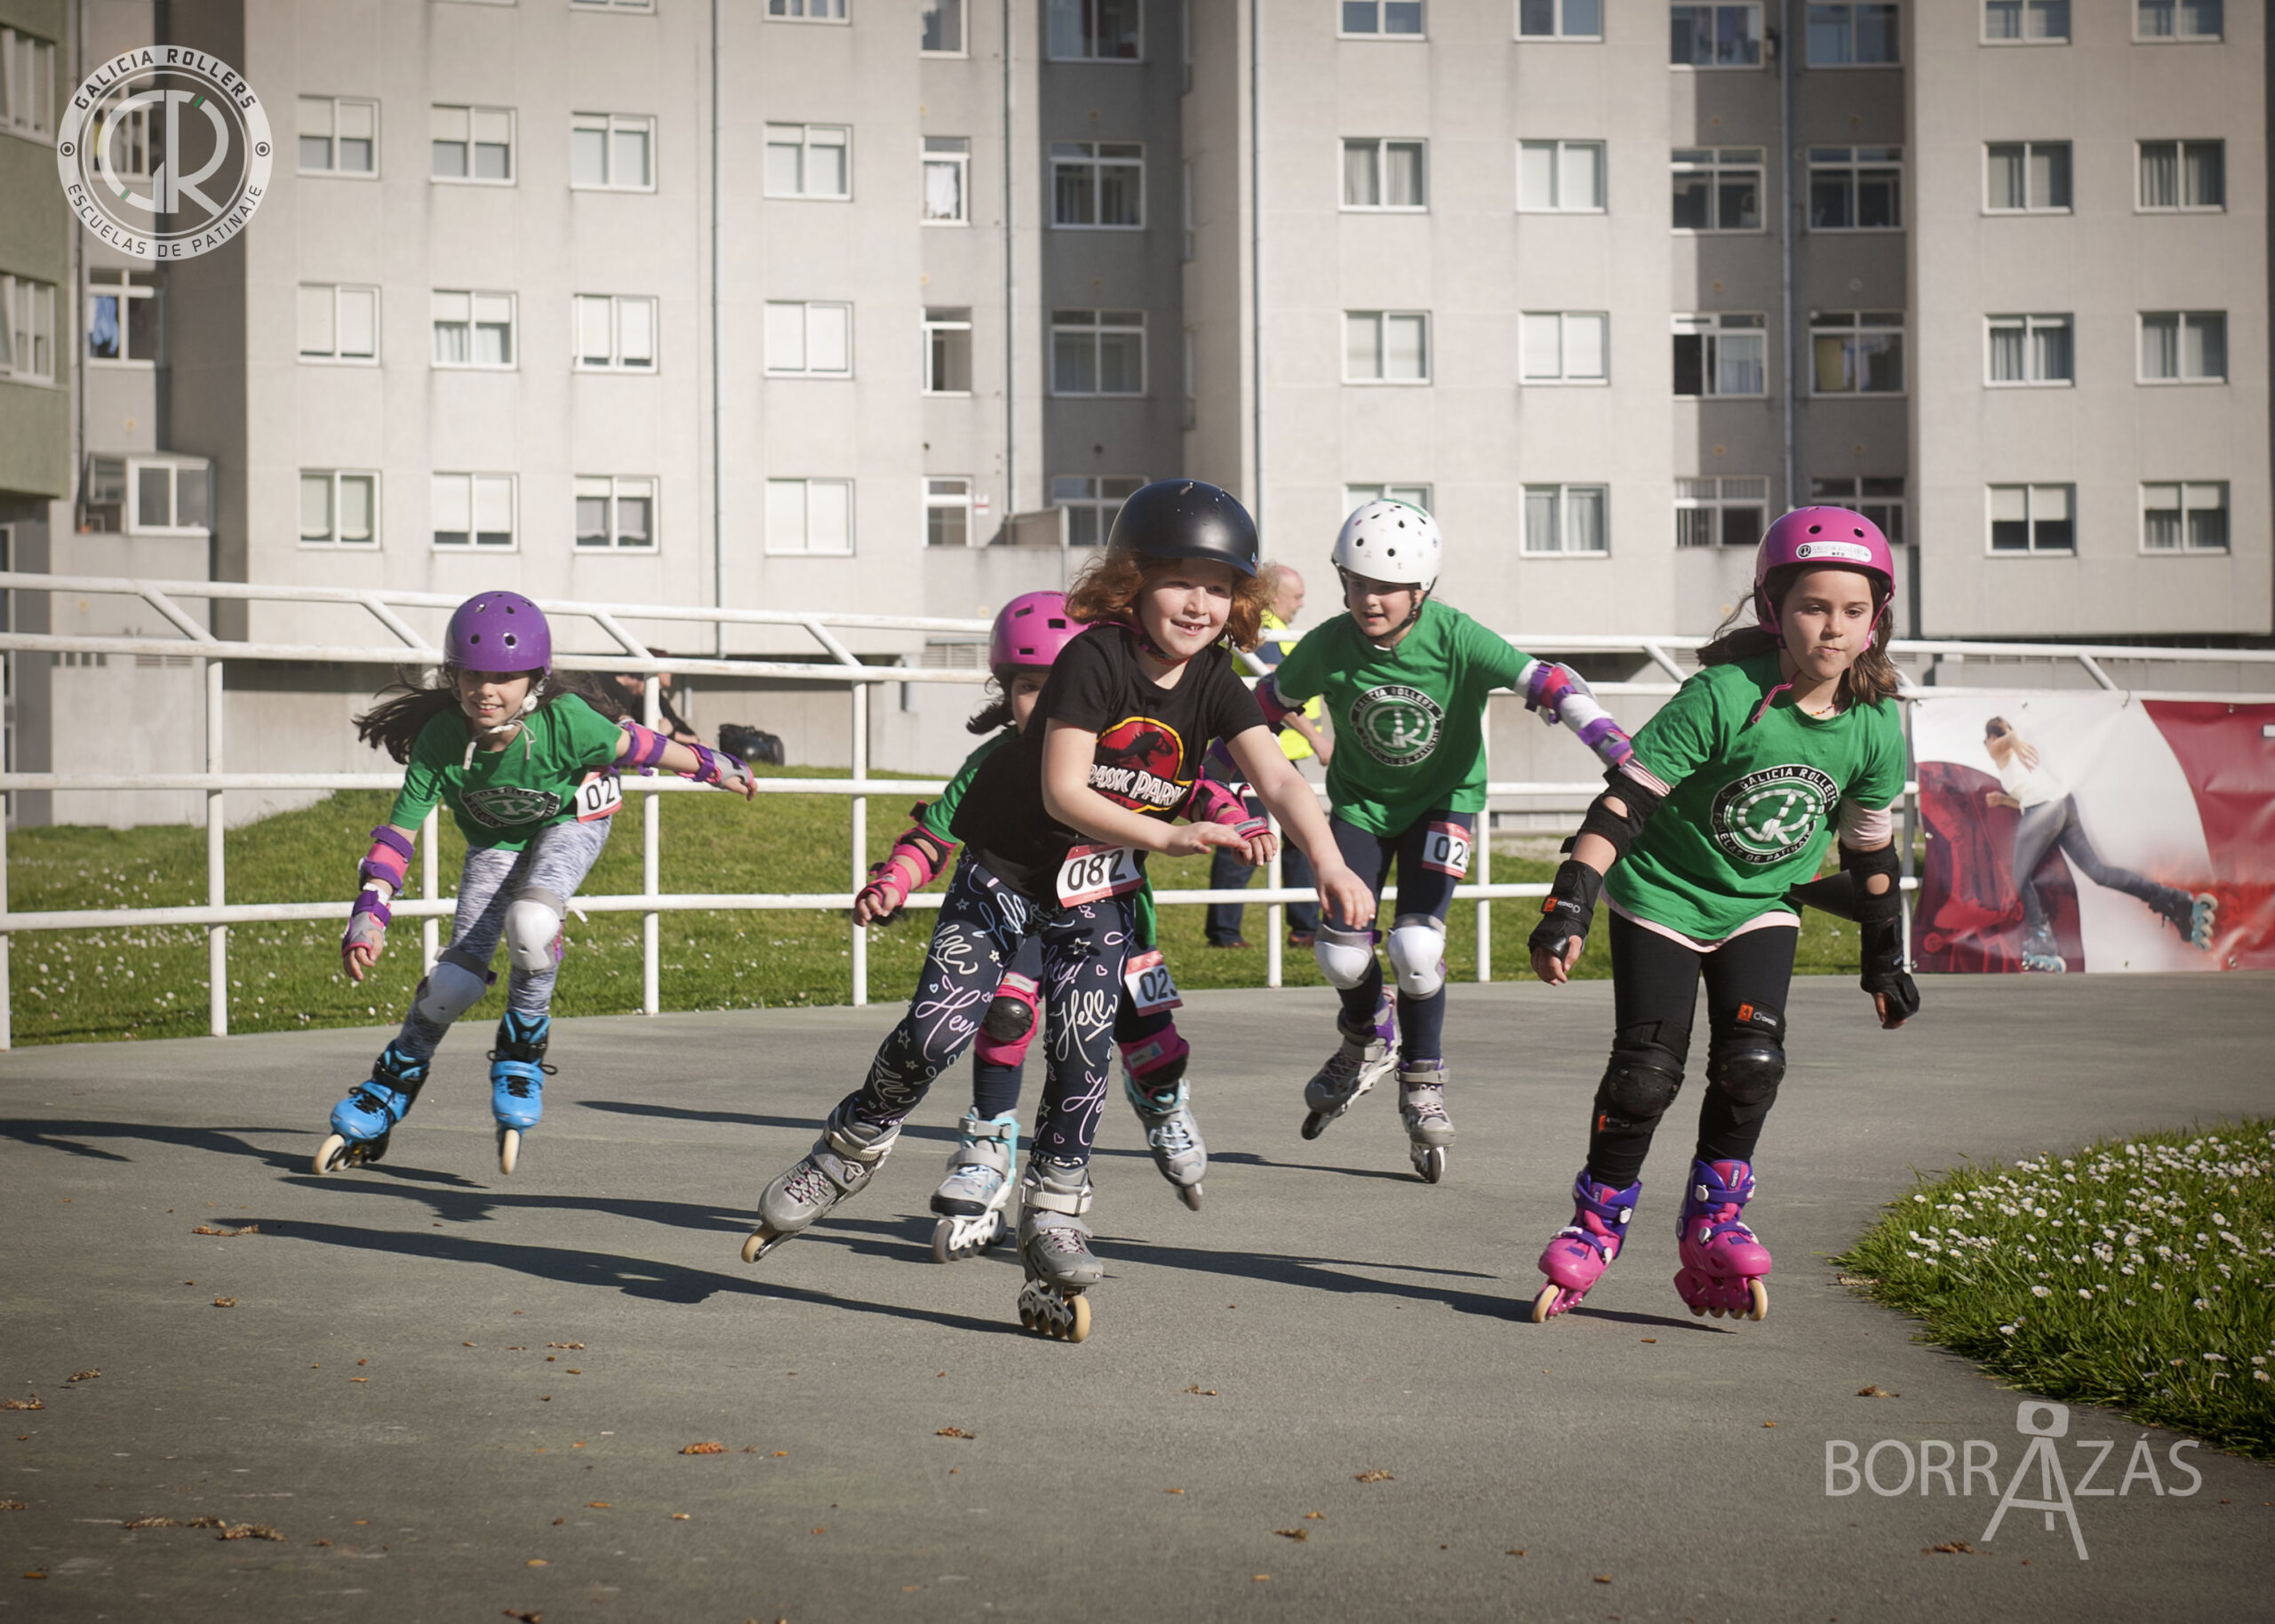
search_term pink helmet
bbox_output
[988,591,1082,679]
[1753,506,1896,634]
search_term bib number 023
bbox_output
[1122,948,1181,1015]
[1057,844,1142,906]
[576,770,624,823]
[1421,819,1472,879]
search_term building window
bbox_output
[1341,1,1425,36]
[1050,475,1144,545]
[1984,0,2068,41]
[1988,484,2072,553]
[89,270,161,367]
[1674,477,1768,549]
[1985,141,2071,211]
[1051,141,1144,227]
[2141,482,2226,553]
[1807,4,1899,65]
[1342,139,1426,210]
[126,458,212,535]
[923,307,972,394]
[1344,311,1429,383]
[766,478,854,555]
[1344,482,1433,512]
[572,0,657,10]
[1808,147,1901,229]
[922,0,966,51]
[0,275,56,383]
[1518,139,1605,211]
[768,0,848,18]
[433,474,517,550]
[91,100,155,179]
[1985,314,2071,386]
[1672,313,1767,396]
[1672,147,1763,230]
[923,137,970,222]
[1519,0,1602,38]
[576,475,657,550]
[1810,475,1906,545]
[2139,311,2225,383]
[572,113,655,190]
[298,96,379,176]
[765,123,851,198]
[1049,0,1142,59]
[300,471,379,547]
[1051,309,1145,395]
[1,28,57,139]
[576,294,659,371]
[432,106,515,182]
[763,300,850,377]
[433,291,515,369]
[297,283,379,364]
[1670,4,1763,67]
[2137,140,2223,211]
[2135,1,2221,40]
[925,478,973,547]
[1809,311,1904,393]
[1523,484,1608,554]
[1521,311,1608,384]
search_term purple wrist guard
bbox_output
[616,720,672,771]
[349,888,392,930]
[1256,676,1297,730]
[688,743,746,787]
[359,825,414,891]
[1577,716,1635,768]
[1524,659,1585,715]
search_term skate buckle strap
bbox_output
[824,1116,897,1163]
[1024,1182,1093,1218]
[967,1116,1018,1145]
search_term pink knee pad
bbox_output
[1121,1022,1190,1090]
[974,971,1040,1068]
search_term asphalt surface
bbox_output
[2,974,2271,1624]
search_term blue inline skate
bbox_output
[313,1042,429,1174]
[488,1010,554,1175]
[931,1110,1020,1263]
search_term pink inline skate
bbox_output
[1673,1158,1771,1321]
[1529,1170,1641,1322]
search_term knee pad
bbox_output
[412,952,493,1026]
[1707,1001,1785,1110]
[1120,1021,1189,1093]
[505,887,567,976]
[1385,915,1448,999]
[1313,925,1377,990]
[975,972,1041,1068]
[1592,1045,1684,1128]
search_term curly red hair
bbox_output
[1063,551,1269,652]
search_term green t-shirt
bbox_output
[388,693,627,851]
[1270,598,1537,837]
[1606,653,1906,941]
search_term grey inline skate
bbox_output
[740,1107,900,1263]
[930,1109,1019,1263]
[1015,1161,1102,1343]
[2148,885,2218,951]
[1397,1061,1454,1184]
[1298,1002,1399,1141]
[2018,922,2065,973]
[1125,1074,1206,1210]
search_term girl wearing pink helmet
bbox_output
[1524,507,1917,1324]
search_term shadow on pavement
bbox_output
[0,1117,345,1177]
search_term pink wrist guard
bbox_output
[616,721,672,771]
[858,823,954,917]
[359,825,414,892]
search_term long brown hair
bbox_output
[1063,550,1269,651]
[1697,565,1903,708]
[354,667,613,764]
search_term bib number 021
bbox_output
[1057,844,1142,906]
[575,770,624,823]
[1421,819,1472,879]
[1122,948,1181,1015]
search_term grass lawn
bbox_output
[4,775,1872,1047]
[1839,1121,2275,1460]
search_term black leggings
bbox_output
[1583,912,1799,1189]
[2012,795,2165,932]
[968,932,1170,1120]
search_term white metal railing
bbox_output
[0,571,2269,1050]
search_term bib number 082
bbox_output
[1057,844,1142,906]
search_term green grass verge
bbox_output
[1837,1121,2275,1460]
[4,777,1872,1046]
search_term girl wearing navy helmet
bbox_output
[317,592,756,1178]
[1526,507,1918,1324]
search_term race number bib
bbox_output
[1122,948,1182,1015]
[575,769,624,823]
[1057,843,1143,905]
[1421,819,1472,879]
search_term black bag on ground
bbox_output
[720,724,786,768]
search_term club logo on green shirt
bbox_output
[1348,683,1444,768]
[1710,764,1840,864]
[462,785,565,830]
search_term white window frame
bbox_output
[87,269,159,369]
[1673,477,1769,550]
[1516,0,1603,40]
[297,283,380,366]
[432,290,517,370]
[1050,308,1146,397]
[1986,483,2074,555]
[1809,476,1906,546]
[431,105,515,185]
[1522,483,1610,555]
[119,455,212,537]
[923,136,970,224]
[1984,140,2071,213]
[297,95,379,178]
[1806,3,1901,67]
[432,473,519,552]
[1050,475,1145,546]
[2136,310,2226,384]
[1808,310,1904,394]
[762,299,850,378]
[1518,139,1606,212]
[1982,0,2069,42]
[1672,312,1768,397]
[2139,482,2228,554]
[925,477,974,548]
[1807,146,1902,230]
[1984,313,2073,387]
[1343,482,1433,512]
[1341,138,1428,211]
[922,307,973,394]
[767,0,849,20]
[1672,147,1765,232]
[765,123,853,200]
[299,470,380,549]
[1669,4,1764,68]
[0,275,57,384]
[571,111,657,192]
[575,474,659,552]
[1050,140,1145,229]
[2134,0,2222,42]
[922,0,969,54]
[1048,0,1145,60]
[2135,139,2224,212]
[1339,0,1426,38]
[574,293,660,373]
[1521,311,1609,386]
[1,28,58,140]
[1343,310,1431,385]
[765,477,855,556]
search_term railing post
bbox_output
[420,807,440,974]
[1475,717,1492,983]
[1265,811,1283,991]
[206,657,227,1037]
[850,681,869,1007]
[643,673,661,1017]
[1899,701,1919,962]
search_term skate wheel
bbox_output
[313,1133,347,1175]
[1690,1302,1708,1317]
[1177,1182,1204,1212]
[741,1225,788,1264]
[1530,1283,1562,1324]
[1415,1146,1446,1185]
[497,1126,521,1177]
[1064,1293,1090,1343]
[1746,1279,1769,1323]
[1299,1111,1328,1141]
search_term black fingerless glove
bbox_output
[1859,916,1921,1021]
[1529,860,1603,962]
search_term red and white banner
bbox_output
[1911,695,2275,974]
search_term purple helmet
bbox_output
[445,591,552,673]
[1753,507,1896,634]
[989,591,1082,679]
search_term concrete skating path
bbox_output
[2,975,2271,1623]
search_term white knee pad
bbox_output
[506,888,566,976]
[414,959,491,1026]
[1386,916,1448,999]
[1313,926,1377,990]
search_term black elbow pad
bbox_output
[1574,768,1663,863]
[1839,841,1903,926]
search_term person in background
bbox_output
[610,648,699,746]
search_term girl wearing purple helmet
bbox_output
[315,591,756,1178]
[1524,507,1918,1324]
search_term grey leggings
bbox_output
[2012,795,2160,932]
[393,816,612,1062]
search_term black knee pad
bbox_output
[981,993,1035,1045]
[1592,1043,1685,1128]
[1707,1001,1786,1108]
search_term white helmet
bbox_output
[1333,499,1442,593]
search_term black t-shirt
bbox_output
[951,623,1268,904]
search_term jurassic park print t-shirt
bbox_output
[1269,598,1537,839]
[952,623,1266,905]
[1606,652,1906,941]
[389,693,627,851]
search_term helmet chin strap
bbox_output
[1338,567,1432,647]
